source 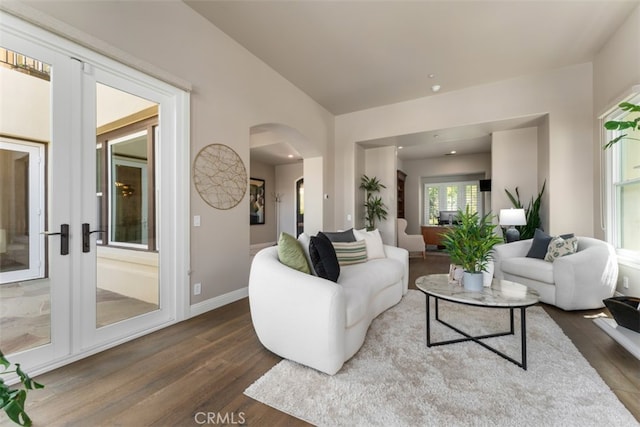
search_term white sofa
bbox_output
[493,236,618,310]
[248,236,408,375]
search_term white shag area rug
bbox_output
[245,290,639,426]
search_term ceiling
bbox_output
[360,114,545,160]
[185,0,639,163]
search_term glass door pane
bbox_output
[94,83,159,328]
[0,48,50,354]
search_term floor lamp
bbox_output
[499,208,526,243]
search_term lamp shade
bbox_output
[499,208,526,226]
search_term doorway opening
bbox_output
[296,178,304,237]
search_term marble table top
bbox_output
[415,274,540,308]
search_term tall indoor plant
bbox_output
[360,175,388,231]
[442,208,503,291]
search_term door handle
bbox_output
[82,223,105,253]
[41,224,69,255]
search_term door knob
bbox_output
[41,224,69,255]
[82,223,105,253]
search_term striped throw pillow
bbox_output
[332,240,368,266]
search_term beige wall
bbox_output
[335,63,594,238]
[0,66,49,141]
[593,4,640,297]
[15,1,334,305]
[363,146,397,244]
[491,127,541,228]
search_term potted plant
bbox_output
[360,175,388,231]
[1,351,44,426]
[441,207,503,292]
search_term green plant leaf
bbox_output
[504,188,522,209]
[442,207,502,273]
[0,352,43,426]
[604,120,637,130]
[604,134,627,149]
[361,175,388,230]
[5,390,31,427]
[619,102,640,112]
[0,352,9,371]
[603,102,640,148]
[14,365,44,391]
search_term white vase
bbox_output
[482,260,494,287]
[463,271,483,292]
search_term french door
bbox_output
[0,13,188,374]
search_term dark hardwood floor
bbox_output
[6,252,639,426]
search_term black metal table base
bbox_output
[425,295,529,370]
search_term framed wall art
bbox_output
[193,143,247,210]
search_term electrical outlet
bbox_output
[622,276,629,289]
[194,282,201,295]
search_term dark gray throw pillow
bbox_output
[310,233,340,282]
[526,229,575,259]
[526,229,552,259]
[321,229,356,243]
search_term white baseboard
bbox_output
[189,287,248,318]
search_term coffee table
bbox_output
[416,274,540,370]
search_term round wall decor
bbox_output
[193,143,247,210]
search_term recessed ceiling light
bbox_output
[431,84,441,93]
[287,154,294,158]
[398,146,403,150]
[450,150,457,154]
[428,74,435,79]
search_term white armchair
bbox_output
[493,236,618,310]
[397,218,425,258]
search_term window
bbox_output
[605,93,640,262]
[423,180,481,225]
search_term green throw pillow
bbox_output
[278,232,311,274]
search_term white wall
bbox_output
[491,127,540,228]
[16,1,334,304]
[402,152,491,235]
[593,4,640,297]
[303,157,324,235]
[335,63,594,238]
[0,67,49,141]
[363,146,396,244]
[275,162,303,238]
